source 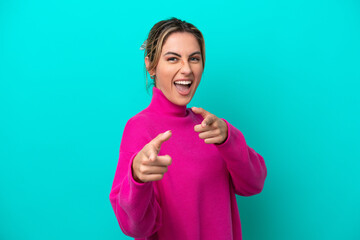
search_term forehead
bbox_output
[161,32,201,53]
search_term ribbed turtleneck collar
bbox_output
[147,87,188,117]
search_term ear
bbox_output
[145,56,155,76]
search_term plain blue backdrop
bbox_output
[1,0,359,239]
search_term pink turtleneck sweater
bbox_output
[109,87,267,240]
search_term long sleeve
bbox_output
[109,117,162,238]
[110,87,267,239]
[216,119,267,196]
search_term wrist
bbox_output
[131,158,145,183]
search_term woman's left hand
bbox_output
[192,107,228,145]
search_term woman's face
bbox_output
[146,32,204,106]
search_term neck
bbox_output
[147,87,188,117]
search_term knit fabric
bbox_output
[109,87,267,239]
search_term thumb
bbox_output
[191,107,210,119]
[192,107,214,127]
[151,130,172,151]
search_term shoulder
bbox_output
[125,111,149,129]
[123,110,154,138]
[120,110,154,153]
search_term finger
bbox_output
[204,136,224,144]
[156,155,172,166]
[141,174,165,182]
[139,165,168,175]
[145,154,172,166]
[151,130,172,150]
[198,129,220,140]
[201,115,216,127]
[191,107,210,119]
[194,123,213,132]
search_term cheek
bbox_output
[158,67,179,80]
[156,69,177,88]
[194,67,204,78]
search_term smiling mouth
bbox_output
[174,80,192,95]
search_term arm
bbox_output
[192,107,267,196]
[109,118,162,238]
[216,119,267,196]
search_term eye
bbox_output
[167,57,178,62]
[190,57,200,62]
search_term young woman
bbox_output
[109,17,267,240]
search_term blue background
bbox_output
[1,0,359,239]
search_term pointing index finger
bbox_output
[194,123,212,132]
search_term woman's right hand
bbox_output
[132,130,172,183]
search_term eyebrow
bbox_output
[164,51,201,57]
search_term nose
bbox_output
[180,59,192,75]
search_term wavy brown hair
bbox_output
[144,17,205,90]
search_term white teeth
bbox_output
[175,80,192,85]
